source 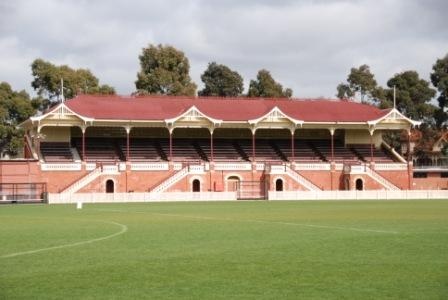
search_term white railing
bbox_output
[294,163,331,171]
[48,190,448,203]
[269,190,448,200]
[131,163,169,171]
[85,163,96,171]
[188,165,205,174]
[365,166,400,190]
[41,163,82,171]
[349,164,367,174]
[285,166,321,191]
[102,165,119,173]
[151,167,189,193]
[214,162,252,171]
[173,162,183,170]
[374,163,408,171]
[48,192,237,204]
[61,167,102,194]
[256,163,265,171]
[270,164,287,173]
[334,163,344,171]
[382,142,407,163]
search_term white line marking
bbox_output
[96,209,399,234]
[1,221,128,259]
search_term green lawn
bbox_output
[1,200,447,299]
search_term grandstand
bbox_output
[0,94,427,200]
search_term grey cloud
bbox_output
[0,0,447,99]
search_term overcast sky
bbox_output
[0,0,447,99]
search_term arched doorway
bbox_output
[226,176,240,192]
[355,178,363,191]
[275,178,283,191]
[106,180,114,193]
[192,179,200,192]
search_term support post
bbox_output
[251,129,256,162]
[125,126,131,162]
[370,131,374,163]
[291,129,295,162]
[210,129,214,162]
[81,126,86,162]
[330,128,335,162]
[407,130,412,190]
[169,129,173,161]
[329,128,335,190]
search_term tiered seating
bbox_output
[73,138,122,163]
[118,139,166,161]
[309,140,359,163]
[236,139,284,162]
[40,142,73,162]
[159,138,202,162]
[350,144,396,163]
[197,139,249,161]
[274,140,323,163]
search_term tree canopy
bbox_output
[199,62,243,97]
[135,44,197,96]
[248,69,292,98]
[0,82,36,157]
[430,54,448,126]
[31,58,115,103]
[336,64,380,103]
[385,71,436,122]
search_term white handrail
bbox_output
[61,167,102,194]
[151,167,189,193]
[285,166,321,191]
[365,166,400,190]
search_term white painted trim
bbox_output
[367,108,421,127]
[31,103,94,123]
[248,106,303,126]
[165,105,222,126]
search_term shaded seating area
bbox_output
[40,142,74,162]
[350,144,396,163]
[309,139,359,163]
[197,139,250,162]
[118,139,167,161]
[235,139,285,162]
[73,138,122,163]
[159,138,203,162]
[274,139,324,163]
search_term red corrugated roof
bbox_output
[64,94,389,122]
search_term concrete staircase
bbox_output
[285,166,322,191]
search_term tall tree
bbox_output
[199,62,243,97]
[430,54,448,126]
[0,82,35,157]
[336,64,379,103]
[386,71,436,122]
[135,44,197,96]
[248,69,292,98]
[31,59,115,103]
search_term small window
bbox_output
[413,172,427,178]
[441,172,448,178]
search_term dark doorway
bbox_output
[355,178,363,191]
[275,179,283,191]
[192,179,200,192]
[106,180,114,193]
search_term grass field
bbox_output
[1,200,447,299]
